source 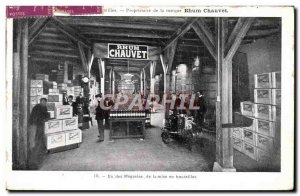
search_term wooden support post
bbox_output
[64,61,68,83]
[78,42,88,74]
[213,18,236,172]
[112,69,115,96]
[109,68,112,94]
[143,68,146,96]
[150,61,156,94]
[140,70,143,94]
[19,19,29,169]
[98,59,105,96]
[12,19,22,169]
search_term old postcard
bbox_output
[5,6,294,190]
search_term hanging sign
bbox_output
[108,43,148,60]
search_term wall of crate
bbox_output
[236,71,281,167]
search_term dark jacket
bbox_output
[198,96,207,114]
[29,104,49,126]
[95,101,105,120]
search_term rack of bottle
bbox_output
[109,110,146,118]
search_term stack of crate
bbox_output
[56,64,65,83]
[44,105,82,151]
[58,83,68,94]
[46,88,63,119]
[35,74,49,81]
[30,80,48,112]
[74,86,83,97]
[235,71,281,164]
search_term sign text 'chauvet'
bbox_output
[108,44,148,59]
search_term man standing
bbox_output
[95,94,105,141]
[28,98,49,169]
[197,91,207,126]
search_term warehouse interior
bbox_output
[12,16,281,172]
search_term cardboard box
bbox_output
[65,129,82,145]
[240,101,254,117]
[242,128,256,145]
[36,74,49,81]
[55,105,73,120]
[271,71,281,89]
[254,73,272,89]
[254,89,272,105]
[44,120,63,134]
[233,137,244,152]
[254,118,276,137]
[49,89,60,94]
[62,117,78,131]
[244,142,257,160]
[30,80,43,88]
[67,87,75,95]
[45,132,66,150]
[254,104,277,121]
[233,127,243,139]
[272,89,281,106]
[30,88,37,96]
[48,94,62,102]
[47,102,63,111]
[256,134,274,152]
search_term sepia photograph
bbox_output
[5,5,294,191]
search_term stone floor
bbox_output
[39,111,279,172]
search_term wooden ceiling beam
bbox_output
[29,56,80,64]
[80,28,171,39]
[192,20,216,61]
[50,17,91,49]
[163,18,198,51]
[89,38,162,46]
[29,50,80,60]
[225,17,255,61]
[29,17,51,45]
[30,44,78,52]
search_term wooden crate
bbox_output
[254,118,276,137]
[35,74,49,81]
[240,101,254,117]
[30,87,43,96]
[254,73,272,89]
[45,132,66,150]
[272,89,281,106]
[48,94,63,102]
[62,117,78,131]
[254,89,272,105]
[243,142,257,160]
[44,120,63,134]
[65,129,82,145]
[30,96,39,105]
[233,137,244,152]
[254,104,277,121]
[30,80,43,88]
[242,128,256,145]
[256,134,274,152]
[55,105,73,120]
[233,127,243,139]
[271,71,281,89]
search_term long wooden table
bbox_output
[109,117,146,140]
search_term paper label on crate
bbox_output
[258,120,269,131]
[48,121,60,129]
[257,105,269,114]
[258,135,268,145]
[233,138,242,148]
[257,90,270,98]
[59,108,71,115]
[243,103,253,112]
[68,132,79,140]
[65,119,77,126]
[50,135,64,144]
[244,130,253,139]
[257,74,270,83]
